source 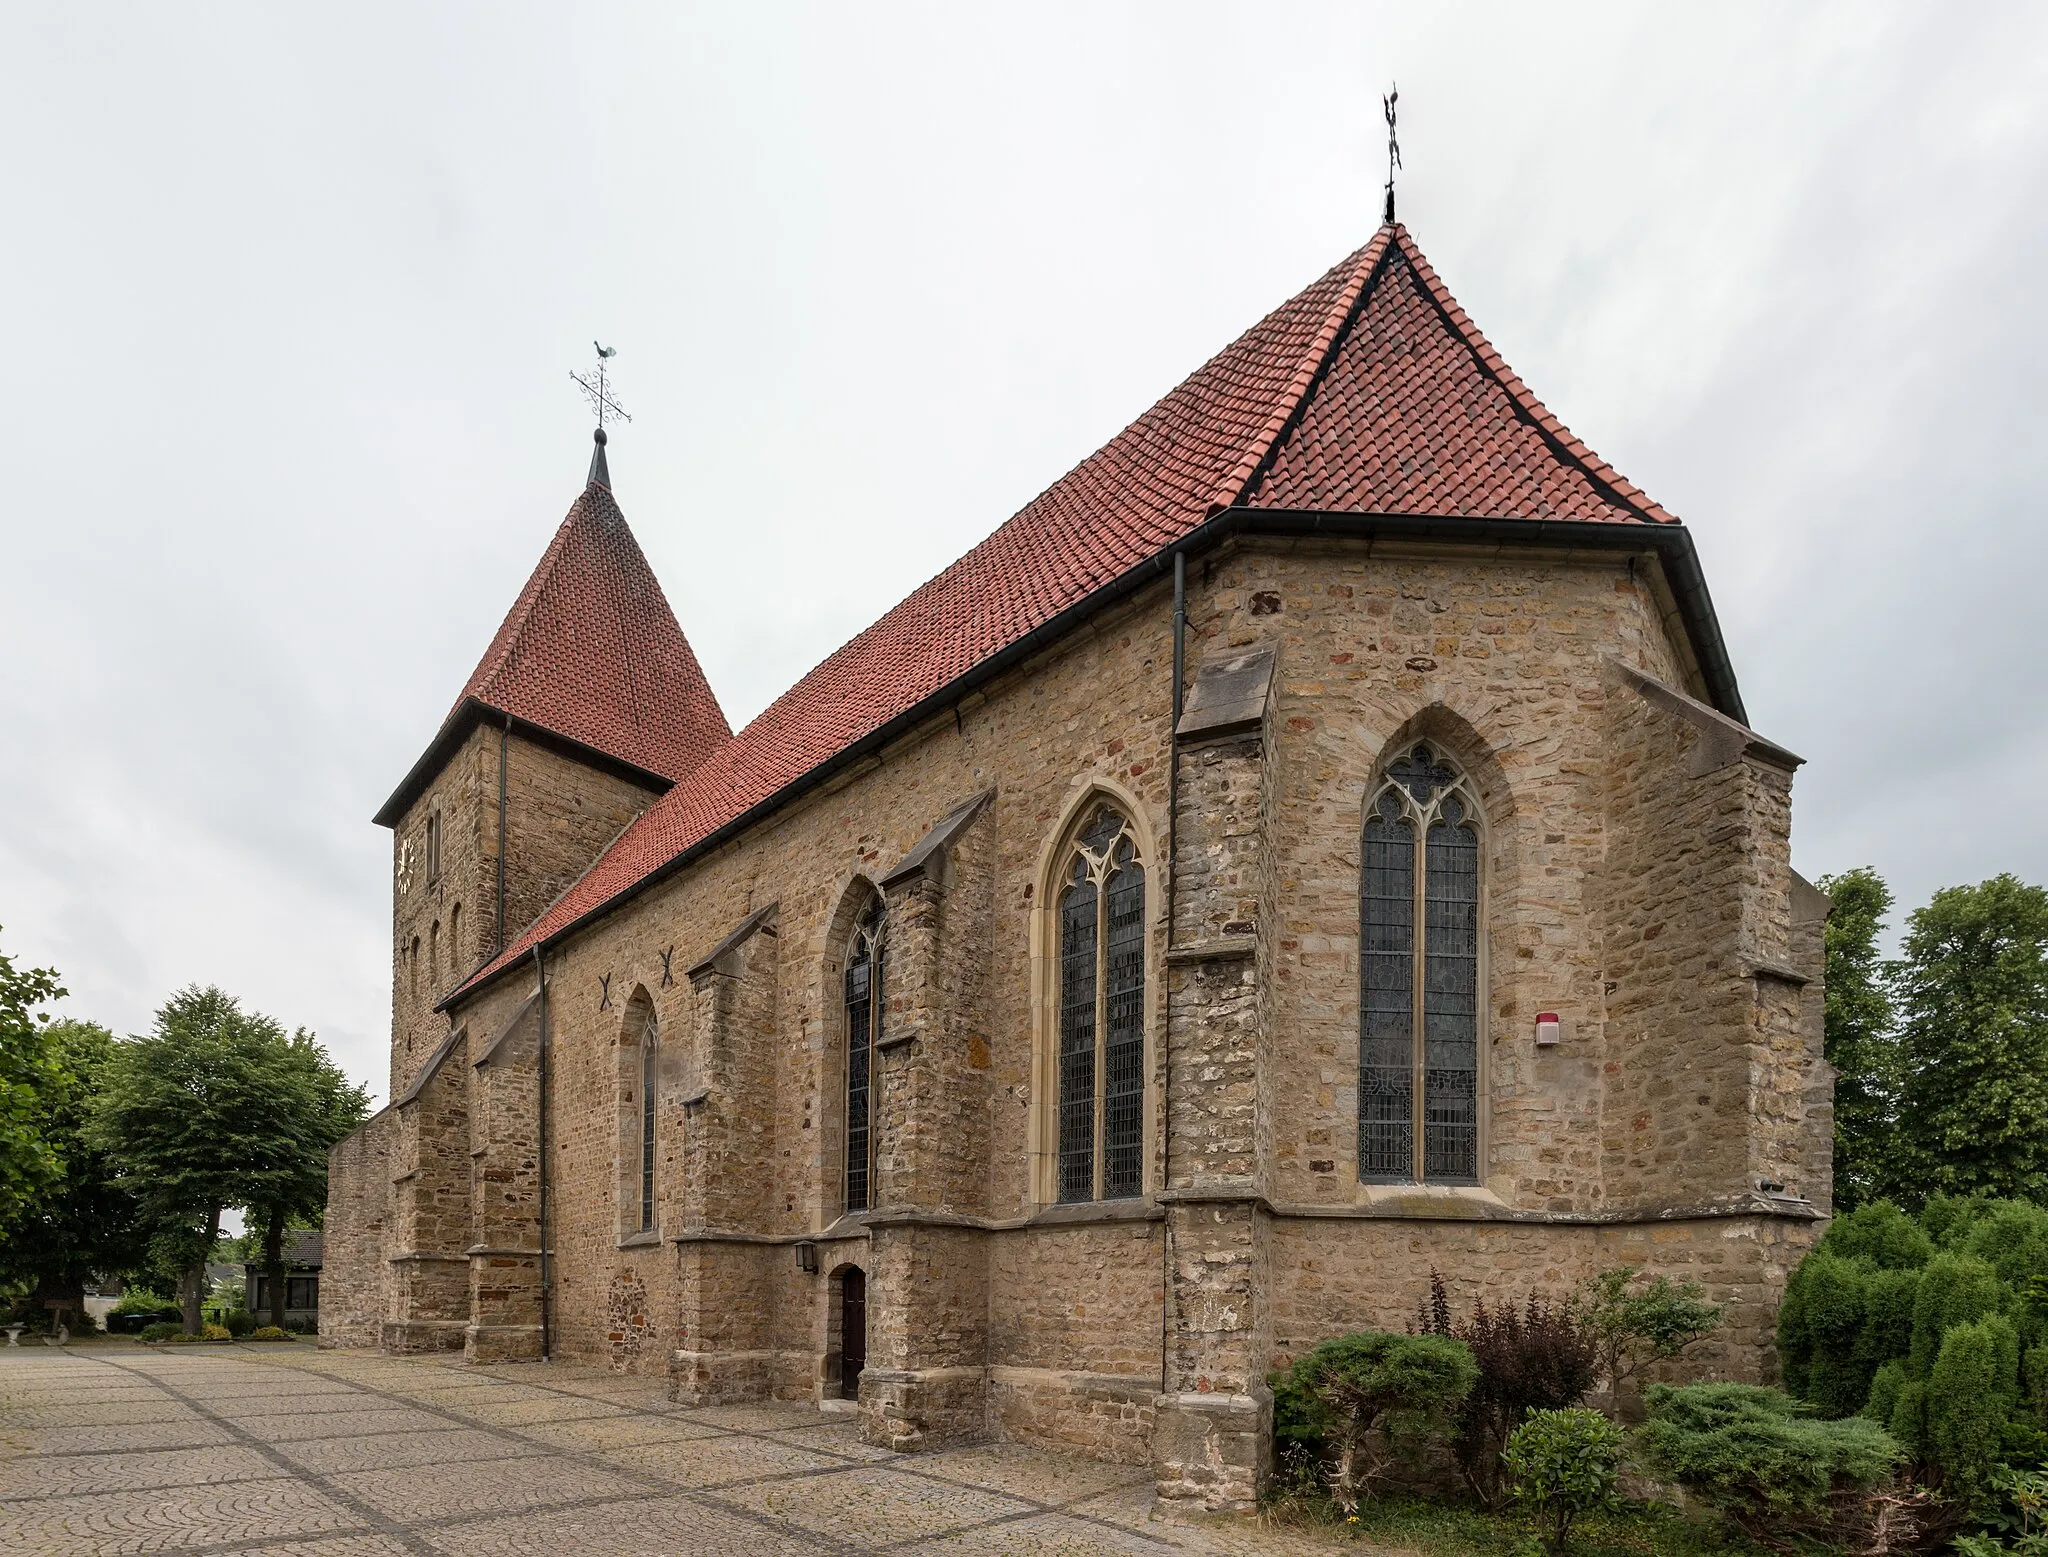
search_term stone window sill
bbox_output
[616,1227,662,1250]
[1026,1198,1162,1228]
[1349,1182,1509,1215]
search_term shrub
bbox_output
[109,1286,177,1316]
[1503,1408,1624,1555]
[198,1322,231,1341]
[1780,1195,2048,1508]
[1270,1330,1477,1512]
[1911,1253,2006,1375]
[1928,1315,2023,1504]
[247,1325,291,1342]
[1416,1271,1600,1505]
[138,1320,180,1343]
[224,1308,256,1338]
[1573,1267,1723,1408]
[1828,1201,1936,1271]
[1958,1466,2048,1556]
[284,1316,317,1335]
[1641,1382,1910,1549]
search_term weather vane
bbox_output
[1382,84,1401,225]
[570,342,632,431]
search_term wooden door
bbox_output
[840,1269,866,1400]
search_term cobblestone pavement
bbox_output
[0,1345,1328,1555]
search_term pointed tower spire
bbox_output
[588,426,610,488]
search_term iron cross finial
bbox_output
[571,341,633,430]
[1382,84,1402,225]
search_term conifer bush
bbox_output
[1640,1382,1909,1549]
[1778,1193,2048,1517]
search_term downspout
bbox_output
[532,944,550,1361]
[1161,550,1185,1394]
[497,715,510,953]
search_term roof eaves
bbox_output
[372,698,675,828]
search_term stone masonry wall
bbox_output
[332,534,1823,1494]
[319,1107,394,1349]
[389,726,662,1100]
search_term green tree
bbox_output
[1817,869,1900,1208]
[0,926,68,1241]
[245,1029,367,1327]
[0,1020,148,1322]
[1890,876,2048,1206]
[91,986,360,1334]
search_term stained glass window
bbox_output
[1358,744,1482,1184]
[1055,806,1148,1202]
[640,1027,657,1230]
[844,896,885,1213]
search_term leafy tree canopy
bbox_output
[1816,869,1899,1209]
[0,1019,148,1302]
[1891,876,2048,1206]
[0,926,68,1240]
[90,985,368,1329]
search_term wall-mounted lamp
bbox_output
[795,1241,819,1273]
[1535,1012,1561,1047]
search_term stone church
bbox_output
[322,220,1831,1510]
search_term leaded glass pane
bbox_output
[640,1038,657,1230]
[1423,798,1479,1181]
[1359,792,1415,1179]
[844,937,874,1213]
[1057,865,1098,1203]
[1102,842,1146,1201]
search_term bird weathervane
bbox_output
[1382,84,1401,224]
[571,342,633,430]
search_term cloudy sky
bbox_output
[4,3,2044,1104]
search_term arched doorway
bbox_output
[839,1267,866,1400]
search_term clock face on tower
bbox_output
[397,834,416,897]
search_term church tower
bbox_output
[373,430,730,1098]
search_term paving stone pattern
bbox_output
[0,1346,1319,1555]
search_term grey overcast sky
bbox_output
[4,3,2045,1105]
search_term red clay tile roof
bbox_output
[452,224,1677,1000]
[452,478,731,782]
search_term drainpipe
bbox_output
[497,715,510,953]
[533,944,550,1362]
[1161,550,1185,1393]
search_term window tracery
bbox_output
[842,894,886,1213]
[1359,742,1483,1184]
[1055,805,1146,1203]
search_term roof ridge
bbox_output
[1206,229,1392,514]
[1391,228,1677,525]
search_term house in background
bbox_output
[245,1230,322,1326]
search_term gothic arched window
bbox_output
[638,1013,658,1231]
[615,990,659,1240]
[843,895,886,1213]
[1359,742,1483,1184]
[1056,805,1147,1203]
